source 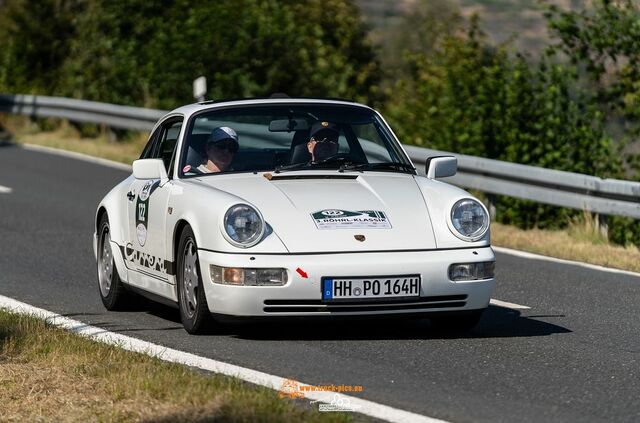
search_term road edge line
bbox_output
[493,246,640,279]
[0,294,448,423]
[489,299,530,310]
[22,143,132,171]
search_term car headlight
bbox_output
[223,204,265,248]
[449,199,489,241]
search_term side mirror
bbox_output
[132,159,169,183]
[426,156,457,179]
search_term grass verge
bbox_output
[0,309,355,422]
[0,115,146,164]
[2,115,639,274]
[491,222,640,273]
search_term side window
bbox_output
[139,127,163,159]
[151,119,183,172]
[158,121,182,171]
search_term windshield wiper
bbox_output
[339,162,416,173]
[274,162,311,173]
[274,156,361,173]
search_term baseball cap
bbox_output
[310,121,339,141]
[208,126,239,147]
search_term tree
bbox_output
[545,0,640,125]
[383,18,622,229]
[371,0,460,79]
[0,0,81,93]
[1,1,381,108]
[545,0,640,245]
[56,0,381,108]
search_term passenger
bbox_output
[307,121,340,163]
[198,126,239,173]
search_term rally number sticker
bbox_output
[135,180,155,246]
[311,209,391,230]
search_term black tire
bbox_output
[176,225,212,334]
[429,310,484,333]
[97,214,130,310]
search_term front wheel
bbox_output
[177,225,212,334]
[97,214,130,310]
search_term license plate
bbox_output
[322,276,421,301]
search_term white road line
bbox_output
[0,185,12,194]
[493,246,640,279]
[0,294,447,423]
[22,143,132,171]
[490,299,531,310]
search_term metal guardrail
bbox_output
[1,94,639,219]
[406,146,640,219]
[0,94,163,131]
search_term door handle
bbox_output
[127,191,135,201]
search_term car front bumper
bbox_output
[197,246,496,317]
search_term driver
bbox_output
[197,126,239,173]
[307,121,340,163]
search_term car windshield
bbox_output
[178,103,414,177]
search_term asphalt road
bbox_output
[1,143,639,423]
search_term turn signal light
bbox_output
[448,261,495,281]
[210,265,287,286]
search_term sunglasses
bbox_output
[211,142,238,153]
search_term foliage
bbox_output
[384,18,624,229]
[544,0,640,243]
[0,0,381,108]
[0,0,80,94]
[370,0,460,80]
[387,18,620,172]
[545,0,640,125]
[380,9,640,243]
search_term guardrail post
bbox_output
[595,213,609,239]
[107,127,118,143]
[485,194,497,221]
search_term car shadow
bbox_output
[144,301,182,324]
[223,305,572,341]
[97,301,571,340]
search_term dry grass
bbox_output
[0,311,355,423]
[491,221,640,273]
[0,115,146,165]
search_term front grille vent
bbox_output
[263,295,467,313]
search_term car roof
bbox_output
[167,98,375,118]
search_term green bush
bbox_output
[386,19,619,172]
[0,0,381,108]
[0,0,79,94]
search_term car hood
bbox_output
[194,172,437,253]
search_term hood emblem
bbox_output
[354,235,366,242]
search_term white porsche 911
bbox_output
[94,98,495,333]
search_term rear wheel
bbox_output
[177,225,212,334]
[97,214,130,310]
[429,310,484,332]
